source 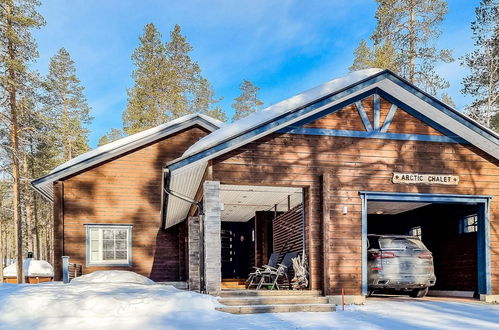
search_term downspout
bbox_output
[162,168,206,293]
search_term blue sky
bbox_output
[32,0,479,147]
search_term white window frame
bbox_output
[408,226,422,239]
[460,214,478,234]
[85,224,132,267]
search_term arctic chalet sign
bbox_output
[392,172,459,185]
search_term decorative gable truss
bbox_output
[278,90,468,144]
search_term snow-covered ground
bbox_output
[0,275,498,330]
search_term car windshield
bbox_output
[379,237,427,250]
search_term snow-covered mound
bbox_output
[3,259,53,277]
[70,270,155,285]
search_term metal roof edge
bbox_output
[165,71,391,171]
[31,115,221,199]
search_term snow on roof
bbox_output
[32,114,222,201]
[3,259,54,277]
[53,114,222,173]
[184,68,383,157]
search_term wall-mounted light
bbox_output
[375,210,383,215]
[342,206,348,215]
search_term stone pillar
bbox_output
[203,181,221,293]
[188,216,200,291]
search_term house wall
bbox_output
[210,98,499,295]
[54,126,210,281]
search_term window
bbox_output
[86,225,132,266]
[408,226,422,239]
[460,215,478,234]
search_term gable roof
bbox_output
[162,69,499,229]
[32,114,222,201]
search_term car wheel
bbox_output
[409,287,428,298]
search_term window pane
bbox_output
[115,240,126,250]
[91,251,99,261]
[103,239,114,251]
[115,251,127,260]
[90,228,99,238]
[103,230,113,239]
[115,230,127,240]
[103,251,114,260]
[90,239,99,251]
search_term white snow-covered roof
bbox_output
[32,114,222,201]
[184,69,383,157]
[162,69,499,229]
[3,259,54,277]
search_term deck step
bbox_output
[217,290,322,297]
[219,296,329,306]
[215,304,335,314]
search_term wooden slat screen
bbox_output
[273,204,304,259]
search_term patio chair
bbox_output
[257,251,300,290]
[246,252,280,288]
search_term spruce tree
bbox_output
[461,0,498,130]
[0,0,45,283]
[232,80,263,121]
[43,48,92,161]
[98,128,126,146]
[351,0,453,97]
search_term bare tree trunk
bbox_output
[409,0,415,83]
[33,195,40,259]
[0,223,4,283]
[23,150,34,257]
[7,0,25,284]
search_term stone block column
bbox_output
[188,216,200,291]
[203,181,221,293]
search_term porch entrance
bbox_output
[219,184,305,289]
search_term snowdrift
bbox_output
[70,270,155,285]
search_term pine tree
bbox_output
[123,24,224,134]
[43,48,92,161]
[351,0,454,97]
[123,23,170,135]
[98,128,126,146]
[461,0,498,130]
[0,0,45,283]
[349,39,399,72]
[193,78,226,122]
[232,80,263,121]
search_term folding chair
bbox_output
[246,252,280,288]
[257,251,299,290]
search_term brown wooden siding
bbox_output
[58,126,210,281]
[211,106,499,295]
[304,104,366,131]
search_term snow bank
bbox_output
[184,69,383,157]
[70,271,155,285]
[3,259,53,277]
[0,280,221,330]
[1,283,498,330]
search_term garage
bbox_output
[361,192,492,298]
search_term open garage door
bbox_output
[360,192,492,298]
